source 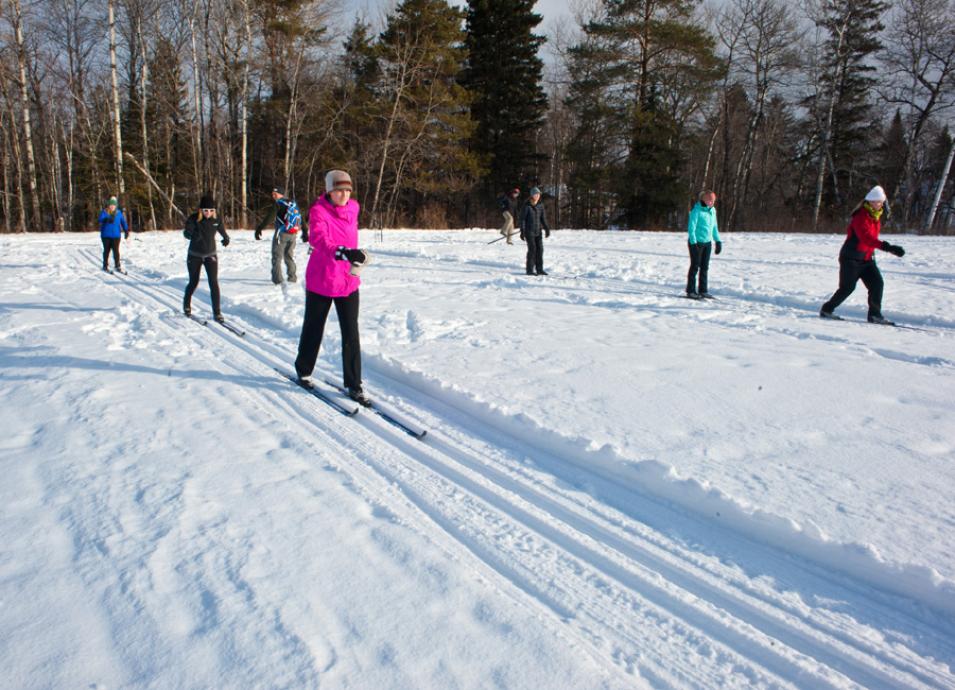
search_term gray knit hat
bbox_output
[325,170,353,192]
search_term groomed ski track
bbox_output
[68,244,955,689]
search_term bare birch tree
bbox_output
[9,0,41,228]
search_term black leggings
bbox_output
[102,237,121,269]
[687,241,712,294]
[295,289,361,389]
[822,257,884,319]
[183,254,221,315]
[525,233,544,274]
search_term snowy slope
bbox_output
[0,229,953,689]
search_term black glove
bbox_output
[519,233,525,241]
[221,236,230,247]
[545,230,550,238]
[254,229,262,240]
[882,241,905,257]
[336,246,366,263]
[124,231,130,240]
[715,241,722,255]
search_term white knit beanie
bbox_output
[865,185,886,202]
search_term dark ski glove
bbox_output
[882,241,905,257]
[254,229,262,240]
[545,230,550,238]
[715,241,722,255]
[300,228,308,243]
[124,231,130,240]
[336,246,367,264]
[519,233,525,241]
[221,236,230,247]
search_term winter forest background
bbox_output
[0,0,953,235]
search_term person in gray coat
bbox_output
[254,186,303,284]
[520,187,550,275]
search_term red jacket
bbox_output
[839,207,882,261]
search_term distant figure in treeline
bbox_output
[496,188,521,245]
[99,196,128,273]
[182,193,231,322]
[820,185,906,325]
[254,185,304,285]
[520,187,550,275]
[686,190,721,299]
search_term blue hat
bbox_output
[529,187,541,196]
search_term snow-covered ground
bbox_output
[1,228,953,689]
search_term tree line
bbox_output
[0,0,953,234]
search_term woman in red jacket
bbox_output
[820,185,906,325]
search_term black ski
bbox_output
[323,378,427,439]
[214,319,246,337]
[275,368,359,416]
[819,314,932,332]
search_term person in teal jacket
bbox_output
[686,190,721,298]
[98,196,129,272]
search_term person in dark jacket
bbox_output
[182,193,231,321]
[496,188,521,245]
[98,196,128,272]
[820,185,906,325]
[254,186,303,284]
[520,187,550,275]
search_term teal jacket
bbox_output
[687,202,720,244]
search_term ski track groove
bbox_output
[78,248,955,689]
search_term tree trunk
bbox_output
[240,0,252,229]
[137,16,156,231]
[108,0,125,196]
[189,0,204,189]
[1,112,10,232]
[924,138,955,234]
[812,15,849,231]
[11,0,41,229]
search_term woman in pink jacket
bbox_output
[294,170,371,404]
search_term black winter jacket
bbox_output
[498,194,521,218]
[184,214,230,257]
[520,201,549,237]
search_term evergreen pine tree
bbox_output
[461,0,547,194]
[565,0,721,227]
[878,110,907,203]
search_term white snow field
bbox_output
[1,228,953,689]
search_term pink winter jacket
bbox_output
[305,194,361,298]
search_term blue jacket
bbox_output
[687,202,720,244]
[99,209,128,239]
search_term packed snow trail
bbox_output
[1,233,953,689]
[98,243,955,684]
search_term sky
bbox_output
[352,0,575,33]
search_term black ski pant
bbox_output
[525,233,544,274]
[821,257,884,319]
[687,241,711,294]
[183,254,221,316]
[102,237,122,269]
[295,289,361,390]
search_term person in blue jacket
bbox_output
[686,190,722,299]
[99,196,129,272]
